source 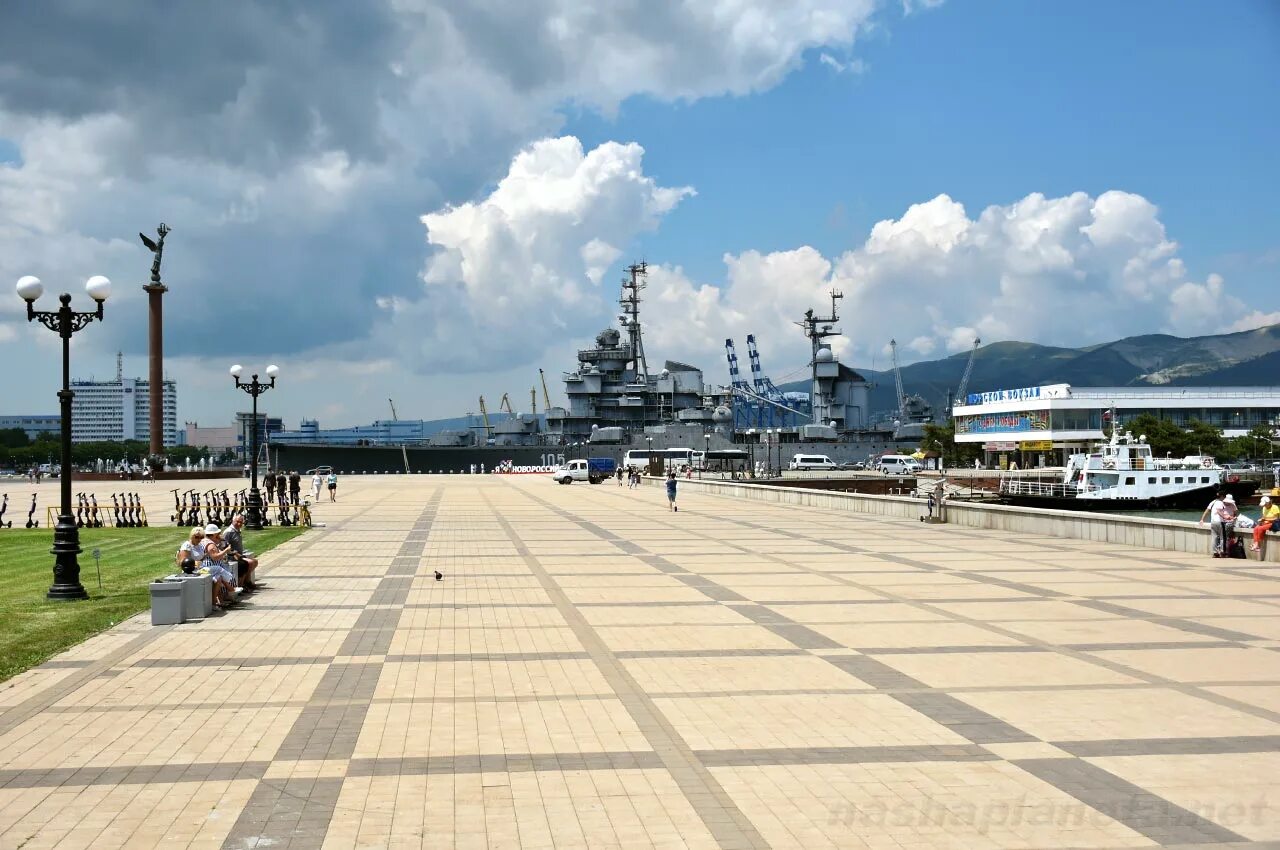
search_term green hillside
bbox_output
[777,323,1280,420]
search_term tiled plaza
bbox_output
[1,474,1279,849]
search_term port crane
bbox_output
[477,396,493,438]
[388,399,398,421]
[539,368,553,410]
[951,337,981,419]
[890,339,907,421]
[499,393,514,418]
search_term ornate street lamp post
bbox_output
[230,364,279,530]
[16,274,112,601]
[702,433,710,479]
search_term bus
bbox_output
[622,448,697,472]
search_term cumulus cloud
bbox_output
[623,190,1259,378]
[378,137,692,371]
[0,0,889,420]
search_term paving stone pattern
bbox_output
[0,475,1278,848]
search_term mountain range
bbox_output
[775,323,1280,422]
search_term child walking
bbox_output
[666,471,678,512]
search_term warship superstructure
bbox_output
[275,261,906,472]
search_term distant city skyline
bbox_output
[1,1,1276,428]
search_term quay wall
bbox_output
[656,477,1266,561]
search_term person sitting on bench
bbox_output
[1251,495,1280,552]
[177,527,236,608]
[222,513,259,591]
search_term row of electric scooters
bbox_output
[171,488,309,528]
[0,492,147,528]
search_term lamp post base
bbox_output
[244,488,264,531]
[47,515,88,601]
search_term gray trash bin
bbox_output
[150,580,185,626]
[170,574,211,621]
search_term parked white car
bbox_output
[789,454,838,471]
[876,455,922,475]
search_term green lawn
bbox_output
[0,525,307,682]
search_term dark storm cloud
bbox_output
[0,0,406,169]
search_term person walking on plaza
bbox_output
[311,470,323,501]
[264,470,276,504]
[1199,492,1236,557]
[327,471,338,501]
[666,471,678,512]
[288,470,302,505]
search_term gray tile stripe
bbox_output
[488,496,770,850]
[1013,757,1246,845]
[952,570,1068,598]
[343,743,1001,778]
[387,651,591,663]
[1072,599,1268,642]
[855,644,1049,655]
[1056,735,1280,757]
[613,648,808,659]
[729,604,843,649]
[222,777,346,850]
[220,493,440,850]
[0,760,270,790]
[695,744,996,767]
[348,751,664,777]
[893,691,1037,744]
[132,657,335,669]
[1065,640,1242,652]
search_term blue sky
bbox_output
[566,1,1280,295]
[1,1,1278,425]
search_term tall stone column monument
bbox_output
[139,223,170,474]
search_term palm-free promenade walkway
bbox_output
[1,475,1279,849]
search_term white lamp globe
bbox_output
[16,276,43,302]
[85,275,111,302]
[229,364,243,378]
[265,364,280,379]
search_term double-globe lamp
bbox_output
[231,363,279,530]
[15,274,111,601]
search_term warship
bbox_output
[274,263,908,473]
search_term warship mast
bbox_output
[620,262,650,384]
[799,290,843,427]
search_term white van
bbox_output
[876,455,922,475]
[789,454,838,471]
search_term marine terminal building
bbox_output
[952,384,1280,466]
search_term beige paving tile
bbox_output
[877,652,1141,689]
[654,693,969,750]
[960,687,1280,742]
[624,655,867,694]
[1088,647,1280,683]
[812,621,1025,649]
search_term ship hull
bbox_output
[1001,480,1258,511]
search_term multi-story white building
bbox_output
[70,375,178,446]
[953,383,1280,466]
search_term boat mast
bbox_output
[620,262,650,384]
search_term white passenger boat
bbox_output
[999,430,1257,510]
